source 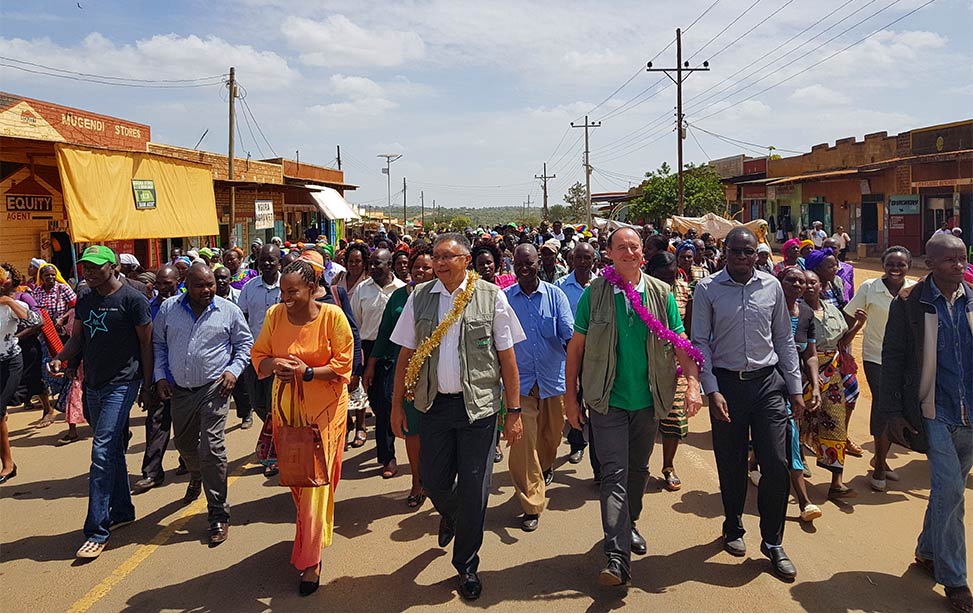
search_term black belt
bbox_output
[714,365,776,381]
[437,392,464,399]
[174,382,211,393]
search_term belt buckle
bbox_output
[737,370,747,380]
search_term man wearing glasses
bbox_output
[691,227,805,581]
[390,233,525,602]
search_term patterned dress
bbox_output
[658,278,692,439]
[804,302,850,472]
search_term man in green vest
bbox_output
[390,233,526,602]
[566,227,703,587]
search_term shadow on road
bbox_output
[789,565,947,612]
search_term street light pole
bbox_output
[378,153,402,227]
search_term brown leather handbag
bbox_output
[274,378,329,488]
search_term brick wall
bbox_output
[147,142,282,184]
[769,131,898,177]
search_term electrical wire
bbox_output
[0,61,226,88]
[693,0,935,122]
[685,0,763,62]
[704,0,796,62]
[688,123,804,154]
[0,55,226,83]
[687,126,712,160]
[238,99,266,159]
[237,88,279,158]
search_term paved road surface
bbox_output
[2,261,970,612]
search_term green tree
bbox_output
[449,215,472,230]
[517,214,540,229]
[547,203,572,223]
[628,162,725,224]
[563,182,588,220]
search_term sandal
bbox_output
[57,433,80,446]
[945,585,973,613]
[34,418,56,429]
[263,463,279,478]
[661,467,682,491]
[828,486,859,500]
[381,460,398,479]
[351,429,367,448]
[845,439,864,457]
[76,540,105,559]
[407,489,426,508]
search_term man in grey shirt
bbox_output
[691,227,805,581]
[153,264,253,547]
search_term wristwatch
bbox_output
[506,406,522,414]
[302,367,314,382]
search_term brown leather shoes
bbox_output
[209,522,229,546]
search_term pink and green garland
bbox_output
[602,266,705,374]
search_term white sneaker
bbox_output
[870,476,887,491]
[800,504,823,521]
[749,470,761,487]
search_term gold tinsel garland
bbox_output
[404,270,480,401]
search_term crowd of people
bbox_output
[0,220,971,611]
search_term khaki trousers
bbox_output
[509,385,565,515]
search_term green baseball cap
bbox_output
[78,245,117,266]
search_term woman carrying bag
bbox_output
[250,257,354,596]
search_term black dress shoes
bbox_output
[208,522,229,546]
[761,543,797,580]
[568,449,584,464]
[458,572,482,601]
[131,476,163,495]
[631,525,647,556]
[543,468,554,486]
[438,516,455,548]
[183,478,202,504]
[723,535,747,557]
[0,465,17,485]
[521,514,539,532]
[598,558,630,586]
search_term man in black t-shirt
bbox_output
[50,245,153,561]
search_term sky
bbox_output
[1,0,970,212]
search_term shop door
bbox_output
[923,197,948,244]
[807,202,833,233]
[861,202,879,244]
[889,214,922,256]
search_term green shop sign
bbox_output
[132,179,157,210]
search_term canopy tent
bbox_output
[592,216,640,231]
[56,143,218,243]
[666,213,770,244]
[306,184,360,220]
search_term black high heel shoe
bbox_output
[299,564,321,596]
[0,465,17,485]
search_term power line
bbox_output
[704,0,796,62]
[238,91,279,158]
[238,98,265,159]
[0,55,225,83]
[0,61,225,88]
[688,123,804,154]
[694,0,935,122]
[685,0,762,62]
[687,126,712,160]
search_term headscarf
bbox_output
[30,257,46,271]
[36,263,68,286]
[319,243,335,258]
[781,238,801,255]
[198,247,215,259]
[804,248,834,272]
[799,239,815,251]
[175,256,193,266]
[676,240,696,255]
[299,250,326,272]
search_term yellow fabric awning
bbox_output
[56,143,219,242]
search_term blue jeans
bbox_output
[917,419,973,587]
[82,380,140,544]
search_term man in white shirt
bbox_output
[390,233,525,601]
[351,248,406,477]
[811,221,827,248]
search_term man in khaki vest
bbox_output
[566,227,702,586]
[390,233,525,602]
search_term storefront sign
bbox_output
[910,178,972,188]
[889,194,920,215]
[0,94,151,148]
[132,179,157,210]
[255,199,274,229]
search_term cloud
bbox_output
[788,84,851,106]
[308,74,397,117]
[282,15,425,68]
[0,32,299,89]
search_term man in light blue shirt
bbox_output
[153,264,253,547]
[504,244,574,532]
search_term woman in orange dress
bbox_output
[250,258,354,596]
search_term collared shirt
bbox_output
[31,282,76,321]
[217,287,240,304]
[538,262,568,284]
[844,276,915,364]
[152,294,253,388]
[351,275,406,341]
[390,278,526,394]
[237,272,280,337]
[928,277,973,426]
[504,280,574,399]
[691,268,803,396]
[555,269,594,315]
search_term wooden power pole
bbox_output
[227,66,236,246]
[571,115,600,229]
[647,28,709,216]
[535,162,555,222]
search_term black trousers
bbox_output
[243,364,273,423]
[231,372,252,420]
[711,368,790,546]
[419,394,496,575]
[141,397,172,481]
[567,389,601,475]
[362,340,395,465]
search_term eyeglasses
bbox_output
[431,253,468,263]
[727,248,757,257]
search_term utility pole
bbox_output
[535,162,555,222]
[336,145,342,170]
[227,66,236,246]
[647,28,710,216]
[377,153,402,227]
[402,176,407,232]
[420,190,425,230]
[571,115,600,229]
